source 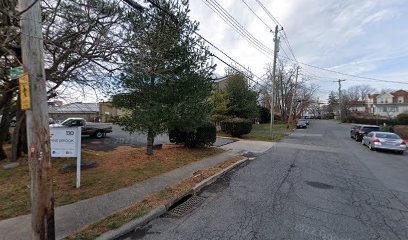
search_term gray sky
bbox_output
[189,0,408,100]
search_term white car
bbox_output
[362,132,406,154]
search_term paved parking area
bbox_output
[82,125,236,151]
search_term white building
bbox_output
[366,90,408,117]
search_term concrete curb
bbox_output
[95,157,249,240]
[95,206,166,240]
[216,136,240,141]
[193,157,249,193]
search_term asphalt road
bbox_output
[120,120,408,240]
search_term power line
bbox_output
[195,32,265,83]
[124,0,270,91]
[207,0,275,55]
[253,0,297,61]
[279,54,408,85]
[254,0,281,26]
[201,0,274,60]
[240,0,273,32]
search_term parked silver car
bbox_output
[362,132,406,154]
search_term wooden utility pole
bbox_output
[270,25,279,136]
[334,79,346,122]
[288,66,300,123]
[20,0,55,239]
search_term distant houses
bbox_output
[48,102,127,122]
[366,90,408,117]
[48,102,99,122]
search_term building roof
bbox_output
[49,102,99,114]
[392,90,408,96]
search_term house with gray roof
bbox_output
[49,102,99,122]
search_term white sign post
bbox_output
[50,127,82,188]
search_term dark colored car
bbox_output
[350,125,381,141]
[297,120,308,129]
[300,118,310,125]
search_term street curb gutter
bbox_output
[96,157,249,240]
[95,206,166,240]
[193,157,248,193]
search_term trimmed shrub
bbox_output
[169,122,216,148]
[395,113,408,125]
[381,125,394,132]
[220,118,252,137]
[344,116,396,126]
[259,106,270,123]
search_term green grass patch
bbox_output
[251,123,294,132]
[68,201,152,240]
[218,123,293,142]
[155,187,173,201]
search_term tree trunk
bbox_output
[0,90,14,161]
[146,128,155,155]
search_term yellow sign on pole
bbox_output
[18,74,31,110]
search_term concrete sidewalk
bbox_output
[219,139,276,155]
[0,151,239,240]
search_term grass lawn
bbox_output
[218,123,294,142]
[0,145,223,220]
[250,123,294,132]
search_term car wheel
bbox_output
[369,143,375,151]
[95,131,104,139]
[398,151,404,155]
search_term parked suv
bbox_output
[350,125,380,141]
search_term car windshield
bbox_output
[362,127,380,131]
[61,119,73,126]
[376,133,400,139]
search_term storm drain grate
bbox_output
[166,195,206,217]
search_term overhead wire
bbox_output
[123,0,270,91]
[201,0,274,60]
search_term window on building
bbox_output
[398,96,404,103]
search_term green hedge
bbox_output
[396,113,408,125]
[344,116,396,125]
[345,113,408,126]
[220,118,252,137]
[169,122,216,148]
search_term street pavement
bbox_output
[121,120,408,240]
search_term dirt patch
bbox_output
[0,145,223,220]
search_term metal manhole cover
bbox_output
[305,181,334,189]
[167,195,206,217]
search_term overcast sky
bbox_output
[189,0,408,101]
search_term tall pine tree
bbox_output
[113,0,215,155]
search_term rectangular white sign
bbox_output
[50,127,82,188]
[50,127,80,157]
